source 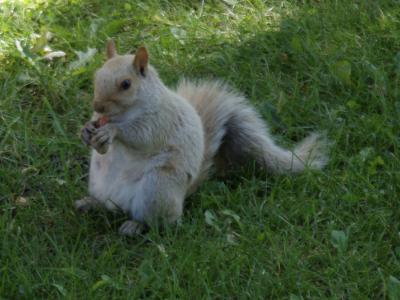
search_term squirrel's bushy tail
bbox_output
[176,80,328,193]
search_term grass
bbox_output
[1,0,400,298]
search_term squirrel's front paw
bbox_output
[81,121,96,146]
[90,124,117,154]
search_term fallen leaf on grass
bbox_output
[226,232,239,245]
[15,196,29,207]
[204,210,221,232]
[330,229,348,253]
[15,40,34,65]
[43,51,66,61]
[30,31,53,53]
[68,48,97,70]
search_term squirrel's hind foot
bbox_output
[119,220,146,237]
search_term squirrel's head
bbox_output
[92,40,148,116]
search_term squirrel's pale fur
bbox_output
[76,41,328,236]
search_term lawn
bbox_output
[1,0,400,298]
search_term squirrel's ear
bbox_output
[133,47,148,77]
[106,39,117,59]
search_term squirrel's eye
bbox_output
[121,79,131,90]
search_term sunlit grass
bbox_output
[1,0,400,298]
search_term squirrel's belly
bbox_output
[88,143,148,212]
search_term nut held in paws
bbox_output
[94,116,109,128]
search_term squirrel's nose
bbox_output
[93,101,106,113]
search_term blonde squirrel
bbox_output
[76,40,328,236]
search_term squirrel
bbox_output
[75,40,328,236]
